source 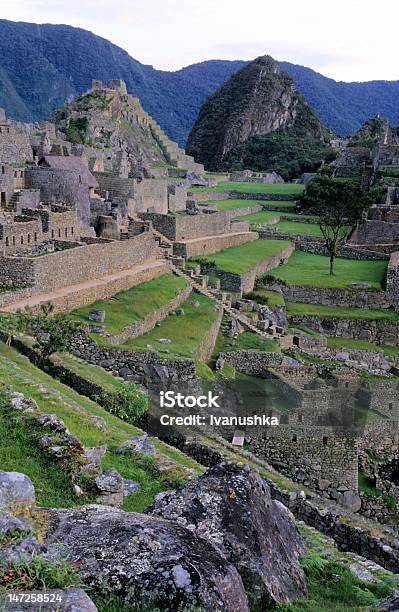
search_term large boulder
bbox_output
[0,472,35,512]
[43,505,248,612]
[147,462,307,607]
[8,589,98,612]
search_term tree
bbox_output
[299,176,372,275]
[17,303,82,365]
[0,313,22,345]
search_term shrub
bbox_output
[98,382,148,423]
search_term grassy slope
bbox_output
[215,331,280,354]
[72,274,188,335]
[0,342,202,510]
[190,181,305,194]
[200,239,292,274]
[236,210,316,222]
[268,251,387,289]
[327,337,399,357]
[287,302,399,321]
[245,288,285,308]
[120,291,219,359]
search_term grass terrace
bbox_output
[207,198,267,211]
[0,342,202,511]
[236,210,317,223]
[119,291,219,359]
[72,274,189,336]
[267,251,387,289]
[190,181,305,194]
[287,302,399,321]
[245,288,285,308]
[327,337,399,357]
[215,330,280,354]
[196,238,292,275]
[269,221,326,236]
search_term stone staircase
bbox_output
[147,117,204,174]
[170,261,289,345]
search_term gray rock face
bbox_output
[147,462,308,607]
[0,535,46,563]
[0,472,35,511]
[44,505,249,611]
[118,435,155,455]
[0,512,32,534]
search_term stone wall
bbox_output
[0,218,43,255]
[216,351,299,377]
[197,304,223,362]
[95,173,168,214]
[187,191,228,202]
[288,314,399,346]
[258,281,391,308]
[350,220,399,245]
[25,167,91,226]
[251,428,358,493]
[70,335,197,386]
[0,256,35,289]
[168,184,187,212]
[386,251,399,312]
[105,282,193,345]
[173,231,258,258]
[139,211,234,241]
[228,192,297,201]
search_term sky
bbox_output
[1,0,398,82]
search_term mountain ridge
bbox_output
[0,19,399,144]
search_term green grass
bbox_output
[207,198,266,211]
[278,551,397,611]
[72,274,188,335]
[197,239,292,275]
[236,210,316,223]
[120,291,219,359]
[190,181,304,194]
[271,221,327,236]
[51,353,124,391]
[261,200,298,208]
[245,289,285,308]
[0,342,202,509]
[286,302,399,321]
[215,331,280,354]
[267,251,387,289]
[327,337,399,357]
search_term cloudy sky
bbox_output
[1,0,398,82]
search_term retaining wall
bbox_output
[173,231,258,258]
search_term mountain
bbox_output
[0,20,399,145]
[186,56,332,177]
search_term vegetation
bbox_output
[228,129,335,180]
[191,181,304,194]
[66,116,89,144]
[72,274,188,335]
[286,302,399,321]
[120,292,219,359]
[195,239,291,275]
[0,341,201,510]
[268,221,328,236]
[299,176,372,274]
[278,551,396,611]
[9,304,82,366]
[215,330,280,354]
[267,251,387,289]
[0,557,81,592]
[326,337,399,357]
[236,210,316,224]
[245,289,285,308]
[98,382,148,423]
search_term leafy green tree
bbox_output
[99,382,148,423]
[17,303,82,364]
[0,313,23,345]
[300,176,372,275]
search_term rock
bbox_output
[0,535,46,563]
[11,394,38,412]
[176,308,185,316]
[122,479,140,496]
[348,282,371,289]
[342,491,362,513]
[89,415,107,430]
[95,470,123,493]
[317,478,331,491]
[118,436,155,455]
[44,505,248,611]
[84,445,107,467]
[147,462,307,606]
[377,593,399,611]
[349,562,377,583]
[191,300,200,308]
[0,472,35,511]
[89,309,106,323]
[157,338,172,344]
[0,512,32,534]
[36,413,69,434]
[73,485,84,497]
